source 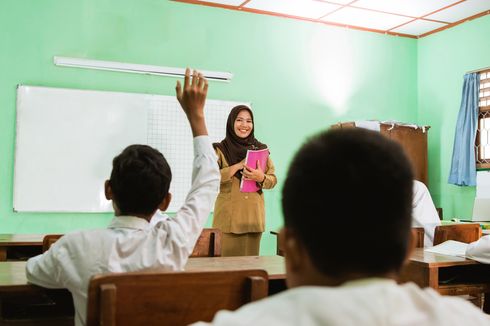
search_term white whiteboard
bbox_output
[14,85,244,212]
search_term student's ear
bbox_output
[158,193,172,212]
[104,180,113,200]
[402,228,417,266]
[281,227,307,287]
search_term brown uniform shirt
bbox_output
[212,148,277,233]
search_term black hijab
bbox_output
[213,105,267,178]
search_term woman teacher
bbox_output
[213,105,277,256]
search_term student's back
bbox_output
[195,128,490,326]
[32,216,204,324]
[26,70,220,326]
[200,280,486,325]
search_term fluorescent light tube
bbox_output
[53,56,233,82]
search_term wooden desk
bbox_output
[0,256,285,324]
[0,260,73,325]
[0,234,44,261]
[400,248,490,293]
[400,248,490,311]
[186,255,285,280]
[0,256,285,292]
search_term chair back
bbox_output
[433,224,482,245]
[42,234,63,253]
[270,231,284,256]
[41,229,222,257]
[412,227,425,248]
[191,228,222,257]
[86,269,268,326]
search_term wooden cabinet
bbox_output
[332,122,430,185]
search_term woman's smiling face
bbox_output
[234,110,253,138]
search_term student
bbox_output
[25,69,220,326]
[466,235,490,263]
[412,180,441,247]
[195,128,490,325]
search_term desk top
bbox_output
[0,260,37,293]
[185,255,285,280]
[0,255,286,293]
[0,234,44,246]
[409,247,480,268]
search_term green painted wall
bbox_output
[0,0,418,255]
[418,15,490,221]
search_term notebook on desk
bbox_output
[425,240,468,257]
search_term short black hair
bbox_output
[282,128,413,277]
[109,145,172,216]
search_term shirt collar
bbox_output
[341,277,396,288]
[108,215,150,230]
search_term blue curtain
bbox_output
[448,73,479,186]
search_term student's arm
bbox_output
[160,69,220,256]
[176,68,208,137]
[170,136,220,254]
[466,235,490,264]
[25,240,65,289]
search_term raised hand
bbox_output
[176,68,209,136]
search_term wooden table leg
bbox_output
[0,247,6,261]
[483,293,490,313]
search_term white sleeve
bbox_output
[158,136,220,257]
[150,210,170,226]
[25,240,65,289]
[466,235,490,264]
[411,180,440,247]
[412,181,440,225]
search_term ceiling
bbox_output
[173,0,490,38]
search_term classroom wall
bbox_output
[0,0,417,255]
[418,15,490,220]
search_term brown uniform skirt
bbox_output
[221,232,262,256]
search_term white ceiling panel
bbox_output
[319,0,354,4]
[353,0,457,17]
[245,0,340,19]
[425,0,490,23]
[186,0,490,37]
[391,19,447,36]
[321,7,412,31]
[196,0,245,6]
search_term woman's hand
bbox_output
[242,160,265,183]
[229,161,245,179]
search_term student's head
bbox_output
[105,144,172,218]
[281,128,414,287]
[228,105,254,139]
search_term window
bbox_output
[476,70,490,168]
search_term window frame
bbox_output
[476,69,490,169]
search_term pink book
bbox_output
[240,148,270,193]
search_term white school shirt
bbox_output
[466,235,490,263]
[193,279,490,326]
[412,180,441,247]
[25,136,220,326]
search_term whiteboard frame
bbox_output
[14,85,248,213]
